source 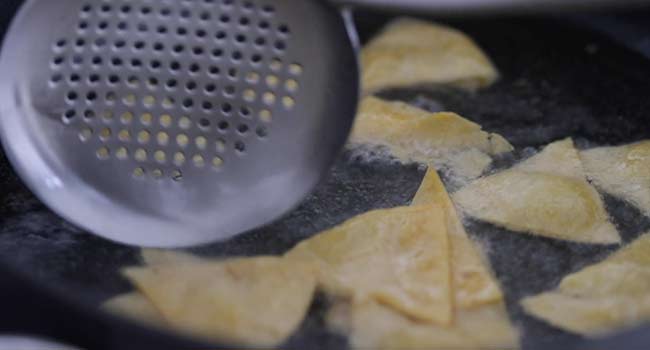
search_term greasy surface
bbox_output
[581,141,650,217]
[124,256,316,347]
[2,13,650,350]
[454,139,620,244]
[286,205,453,325]
[361,18,499,94]
[522,233,650,336]
[412,169,503,308]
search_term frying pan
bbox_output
[1,1,650,349]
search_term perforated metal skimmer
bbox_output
[0,0,358,247]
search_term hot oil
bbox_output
[367,31,650,347]
[0,15,650,350]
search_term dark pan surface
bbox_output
[1,5,650,350]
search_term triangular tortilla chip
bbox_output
[522,233,650,336]
[102,250,203,328]
[123,256,316,347]
[412,169,503,308]
[285,204,453,325]
[559,233,650,297]
[445,148,494,182]
[516,138,585,180]
[323,170,519,349]
[522,292,650,337]
[337,301,518,350]
[140,249,202,266]
[361,18,499,94]
[454,301,519,348]
[453,139,620,244]
[580,140,650,217]
[350,96,513,168]
[102,292,166,327]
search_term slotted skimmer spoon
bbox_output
[0,0,643,247]
[0,0,360,247]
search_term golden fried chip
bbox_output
[522,233,650,336]
[102,292,165,327]
[286,205,453,325]
[412,169,503,308]
[141,248,202,266]
[580,140,650,216]
[345,301,471,349]
[445,148,494,182]
[516,138,586,180]
[559,263,650,298]
[102,251,201,328]
[321,171,518,349]
[350,96,513,168]
[522,292,650,336]
[454,301,519,348]
[453,139,619,244]
[340,301,518,350]
[361,18,499,94]
[123,256,316,347]
[559,233,650,297]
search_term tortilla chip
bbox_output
[140,249,202,266]
[559,233,650,297]
[286,204,453,325]
[102,292,166,327]
[350,96,513,168]
[454,139,620,244]
[123,256,316,347]
[580,140,650,217]
[412,169,503,308]
[340,301,517,350]
[522,233,650,336]
[361,18,499,94]
[516,138,586,180]
[522,292,650,337]
[445,148,494,182]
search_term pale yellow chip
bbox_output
[140,248,202,266]
[343,301,472,350]
[338,301,518,350]
[285,204,453,325]
[350,96,513,169]
[412,169,503,308]
[123,256,316,347]
[522,292,650,337]
[361,18,499,94]
[516,138,586,180]
[522,233,650,336]
[102,292,166,327]
[453,139,620,244]
[559,233,650,297]
[444,148,494,183]
[580,140,650,216]
[104,249,201,329]
[453,301,519,348]
[324,170,519,349]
